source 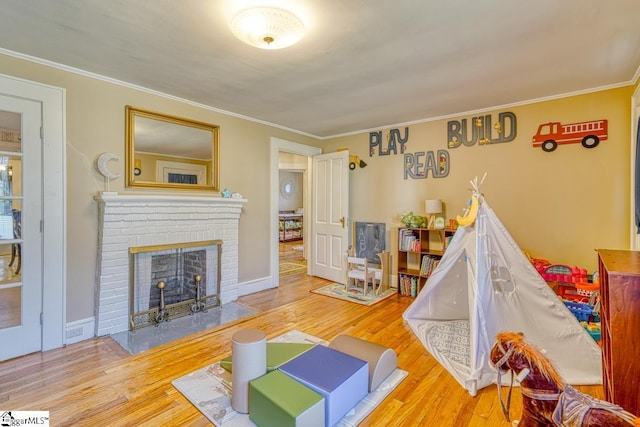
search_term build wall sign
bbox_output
[447,111,517,148]
[369,127,450,180]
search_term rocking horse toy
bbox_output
[490,332,640,427]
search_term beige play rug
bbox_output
[172,330,407,426]
[311,283,396,306]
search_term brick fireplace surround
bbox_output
[94,192,247,336]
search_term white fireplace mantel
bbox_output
[95,192,248,205]
[94,192,247,336]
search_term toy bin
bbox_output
[563,301,593,322]
[587,328,601,342]
[575,282,599,298]
[581,322,601,342]
[543,265,573,283]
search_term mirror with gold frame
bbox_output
[125,106,219,191]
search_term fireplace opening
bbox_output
[129,240,221,330]
[148,250,205,307]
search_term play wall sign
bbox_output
[369,127,451,179]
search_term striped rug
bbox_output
[280,261,307,277]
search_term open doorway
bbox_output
[278,165,305,276]
[270,138,321,288]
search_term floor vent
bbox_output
[66,327,83,338]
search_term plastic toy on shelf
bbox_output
[531,259,602,343]
[539,264,599,302]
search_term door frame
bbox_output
[0,73,66,351]
[270,137,320,288]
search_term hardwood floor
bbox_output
[279,239,304,264]
[0,270,604,426]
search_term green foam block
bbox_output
[220,342,315,373]
[249,370,325,427]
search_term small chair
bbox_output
[345,247,374,296]
[372,250,391,295]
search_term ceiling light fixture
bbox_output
[229,7,305,50]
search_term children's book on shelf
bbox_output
[399,228,420,251]
[398,274,419,297]
[445,235,453,250]
[419,255,440,277]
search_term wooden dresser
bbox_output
[597,249,640,416]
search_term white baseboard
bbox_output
[237,276,276,297]
[237,275,395,297]
[65,317,95,345]
[69,273,345,345]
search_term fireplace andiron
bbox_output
[155,280,170,324]
[191,274,207,313]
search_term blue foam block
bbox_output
[279,345,368,427]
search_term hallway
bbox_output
[279,240,304,263]
[279,240,306,277]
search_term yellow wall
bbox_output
[0,50,634,324]
[0,52,320,322]
[323,86,634,274]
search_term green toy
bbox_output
[400,212,427,228]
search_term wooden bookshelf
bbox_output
[396,227,455,297]
[279,212,303,242]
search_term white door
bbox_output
[0,95,43,361]
[311,151,349,282]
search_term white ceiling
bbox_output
[1,0,639,138]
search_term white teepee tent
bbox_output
[402,180,602,396]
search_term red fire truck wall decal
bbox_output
[532,119,608,152]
